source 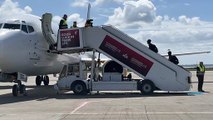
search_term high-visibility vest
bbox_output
[198,64,205,72]
[197,64,205,75]
[59,19,68,29]
[62,19,67,26]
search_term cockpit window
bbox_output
[21,25,28,33]
[0,23,35,34]
[27,26,34,33]
[3,24,20,30]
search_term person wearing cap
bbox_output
[85,19,93,27]
[168,50,179,65]
[71,21,77,28]
[196,61,206,92]
[147,39,158,53]
[59,14,68,29]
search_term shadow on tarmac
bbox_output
[0,84,197,105]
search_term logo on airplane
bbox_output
[122,54,128,59]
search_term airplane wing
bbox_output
[182,64,213,71]
[163,51,211,57]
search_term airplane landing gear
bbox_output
[36,76,42,86]
[12,80,27,96]
[36,75,49,86]
[43,75,49,86]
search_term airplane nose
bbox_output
[0,30,21,72]
[0,31,10,70]
[0,31,6,58]
[0,30,31,73]
[0,33,6,70]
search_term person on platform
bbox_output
[59,14,68,29]
[71,21,77,28]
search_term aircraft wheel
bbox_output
[43,76,49,86]
[20,85,27,96]
[12,84,18,97]
[72,82,87,95]
[140,80,155,95]
[36,76,42,86]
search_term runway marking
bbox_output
[2,111,213,117]
[70,101,89,114]
[67,111,213,115]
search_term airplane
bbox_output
[0,3,210,97]
[0,13,80,96]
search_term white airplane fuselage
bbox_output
[0,14,79,76]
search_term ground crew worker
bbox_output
[59,14,68,29]
[70,21,77,28]
[168,50,179,65]
[127,73,132,81]
[196,61,205,92]
[85,19,93,27]
[147,39,158,53]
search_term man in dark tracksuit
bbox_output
[196,61,205,92]
[168,51,179,65]
[147,39,158,53]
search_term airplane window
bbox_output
[27,26,34,33]
[21,25,28,33]
[3,23,20,29]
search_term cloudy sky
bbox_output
[0,0,213,65]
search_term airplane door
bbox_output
[29,39,40,61]
[41,13,57,46]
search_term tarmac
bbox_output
[0,71,213,120]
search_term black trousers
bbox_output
[197,75,204,91]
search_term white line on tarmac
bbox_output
[68,111,213,115]
[2,111,213,117]
[70,101,89,114]
[147,112,213,115]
